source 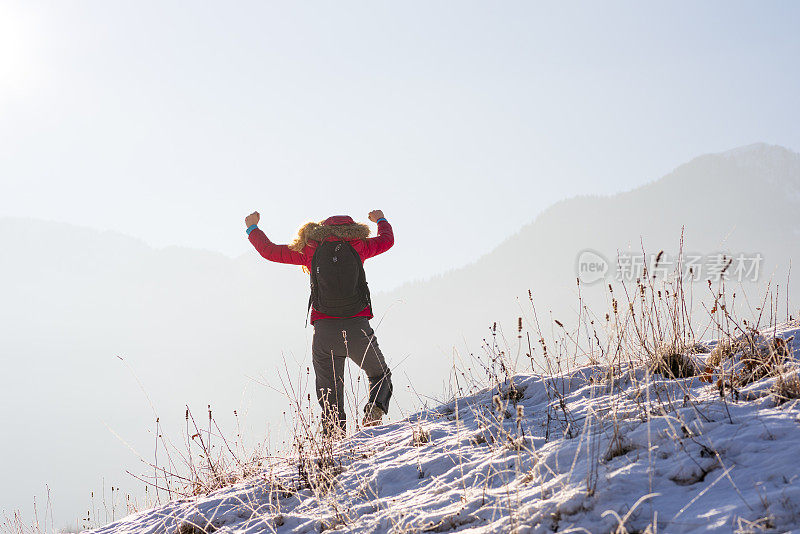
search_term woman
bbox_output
[244,209,394,437]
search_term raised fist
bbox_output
[245,211,260,227]
[368,210,385,223]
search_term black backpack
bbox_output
[308,240,371,319]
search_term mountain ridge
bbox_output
[3,142,796,293]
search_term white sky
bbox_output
[1,1,799,289]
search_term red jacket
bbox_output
[248,219,394,323]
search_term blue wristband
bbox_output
[376,218,387,224]
[246,224,258,236]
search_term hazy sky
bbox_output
[2,1,800,290]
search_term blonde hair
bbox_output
[289,221,323,252]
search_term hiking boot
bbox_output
[362,405,384,427]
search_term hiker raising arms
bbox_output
[244,210,394,437]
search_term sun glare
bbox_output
[0,5,38,93]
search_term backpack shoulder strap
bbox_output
[306,241,324,327]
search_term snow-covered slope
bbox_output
[88,323,800,533]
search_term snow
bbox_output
[87,323,800,533]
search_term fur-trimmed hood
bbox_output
[289,220,371,252]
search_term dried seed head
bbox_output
[492,395,502,412]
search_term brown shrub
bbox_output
[736,336,793,386]
[651,345,696,379]
[771,371,800,404]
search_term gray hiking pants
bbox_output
[312,317,392,432]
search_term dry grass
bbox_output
[771,371,800,404]
[6,241,799,534]
[707,338,739,367]
[705,331,795,388]
[649,344,696,378]
[737,335,793,386]
[410,426,431,447]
